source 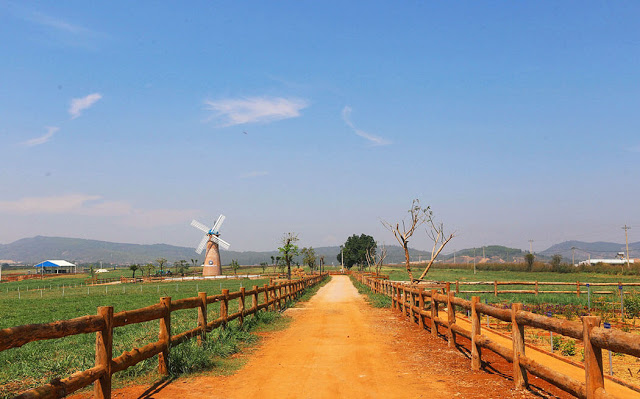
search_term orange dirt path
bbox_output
[99,276,555,399]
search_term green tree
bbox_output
[274,256,281,273]
[260,262,268,273]
[175,259,189,275]
[156,258,167,275]
[278,233,299,279]
[550,254,562,269]
[525,253,535,272]
[231,259,240,275]
[129,264,139,278]
[145,263,155,277]
[301,247,317,271]
[338,234,376,270]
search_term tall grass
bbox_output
[349,276,391,308]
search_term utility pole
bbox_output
[571,247,577,266]
[473,248,477,275]
[529,240,534,254]
[623,225,631,268]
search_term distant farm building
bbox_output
[578,259,635,266]
[34,260,77,274]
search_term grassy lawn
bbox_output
[0,274,330,398]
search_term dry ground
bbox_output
[79,275,576,398]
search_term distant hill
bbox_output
[440,245,525,262]
[539,240,640,261]
[0,236,431,266]
[3,236,637,267]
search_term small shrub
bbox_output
[560,340,576,356]
[552,335,563,351]
[624,294,640,319]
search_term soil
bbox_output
[78,276,574,398]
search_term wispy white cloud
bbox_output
[204,96,308,127]
[69,93,102,119]
[0,194,195,228]
[342,106,391,146]
[22,126,59,146]
[28,11,89,34]
[239,171,269,179]
[0,194,101,214]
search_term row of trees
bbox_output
[127,258,200,278]
[334,199,455,282]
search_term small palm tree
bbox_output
[231,259,240,275]
[129,264,139,278]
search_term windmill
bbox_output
[191,215,231,276]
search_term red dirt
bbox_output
[79,276,574,398]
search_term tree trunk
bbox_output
[404,244,413,281]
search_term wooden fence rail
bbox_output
[354,273,640,399]
[1,274,326,399]
[449,280,640,298]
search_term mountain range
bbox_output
[1,236,638,266]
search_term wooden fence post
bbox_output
[431,289,438,337]
[471,296,481,370]
[239,287,246,326]
[511,303,528,389]
[270,284,277,311]
[158,297,171,375]
[409,288,415,323]
[197,292,207,345]
[418,288,425,329]
[577,281,581,298]
[494,281,498,297]
[392,284,397,309]
[401,286,406,315]
[221,289,229,328]
[535,281,538,296]
[252,285,258,311]
[94,306,113,399]
[263,284,269,308]
[583,316,604,398]
[447,292,456,348]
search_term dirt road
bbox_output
[105,276,556,398]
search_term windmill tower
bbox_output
[191,215,231,276]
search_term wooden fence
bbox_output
[0,274,326,399]
[354,273,640,399]
[450,280,640,297]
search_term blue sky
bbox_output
[1,1,639,253]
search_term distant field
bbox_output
[378,265,640,307]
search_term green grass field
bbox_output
[0,273,298,398]
[376,265,640,308]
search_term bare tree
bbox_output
[417,220,455,280]
[382,199,431,281]
[365,242,388,276]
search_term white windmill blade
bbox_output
[211,235,231,250]
[195,235,209,254]
[212,214,226,232]
[191,219,210,234]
